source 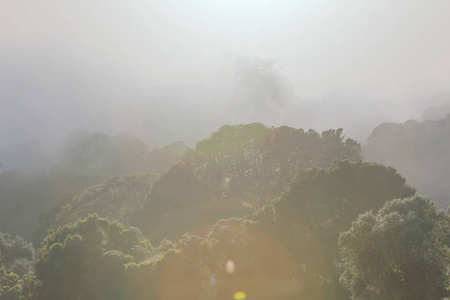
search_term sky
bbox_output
[1,0,450,166]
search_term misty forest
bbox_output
[1,1,450,300]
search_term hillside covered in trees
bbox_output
[133,123,361,242]
[364,114,450,208]
[0,131,186,240]
[4,1,450,298]
[0,123,448,300]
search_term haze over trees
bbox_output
[364,115,450,208]
[31,172,159,246]
[0,123,449,300]
[0,170,53,239]
[2,1,450,299]
[52,131,186,194]
[0,131,185,240]
[133,123,361,242]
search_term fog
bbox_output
[2,3,450,298]
[2,0,450,171]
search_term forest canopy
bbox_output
[0,123,449,300]
[133,123,362,242]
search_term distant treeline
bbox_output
[0,131,186,239]
[364,114,450,208]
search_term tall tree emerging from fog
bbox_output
[338,196,450,300]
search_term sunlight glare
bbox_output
[234,291,247,300]
[226,260,236,274]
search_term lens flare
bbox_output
[226,260,235,274]
[234,291,247,300]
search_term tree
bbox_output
[0,270,21,300]
[0,233,35,276]
[255,160,416,299]
[0,233,39,300]
[125,219,303,300]
[35,215,152,300]
[32,173,159,245]
[133,123,362,243]
[338,196,450,300]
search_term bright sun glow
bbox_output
[234,291,247,300]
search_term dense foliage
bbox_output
[1,123,449,300]
[32,173,159,245]
[0,233,38,300]
[254,160,416,298]
[133,123,362,242]
[125,161,419,300]
[339,196,450,299]
[126,219,303,300]
[35,215,152,300]
[0,131,183,241]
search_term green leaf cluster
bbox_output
[339,196,450,299]
[35,214,151,300]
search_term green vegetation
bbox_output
[1,123,449,299]
[32,172,159,245]
[0,233,38,300]
[133,123,362,243]
[0,132,184,241]
[0,233,35,276]
[35,215,152,300]
[339,196,450,299]
[254,160,416,298]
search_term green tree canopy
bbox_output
[255,160,416,298]
[0,233,37,300]
[35,215,152,300]
[127,161,416,300]
[133,123,362,243]
[0,233,35,276]
[32,173,159,245]
[338,195,450,300]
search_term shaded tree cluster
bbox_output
[0,131,185,241]
[32,173,159,245]
[133,123,362,243]
[339,196,450,299]
[35,215,152,300]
